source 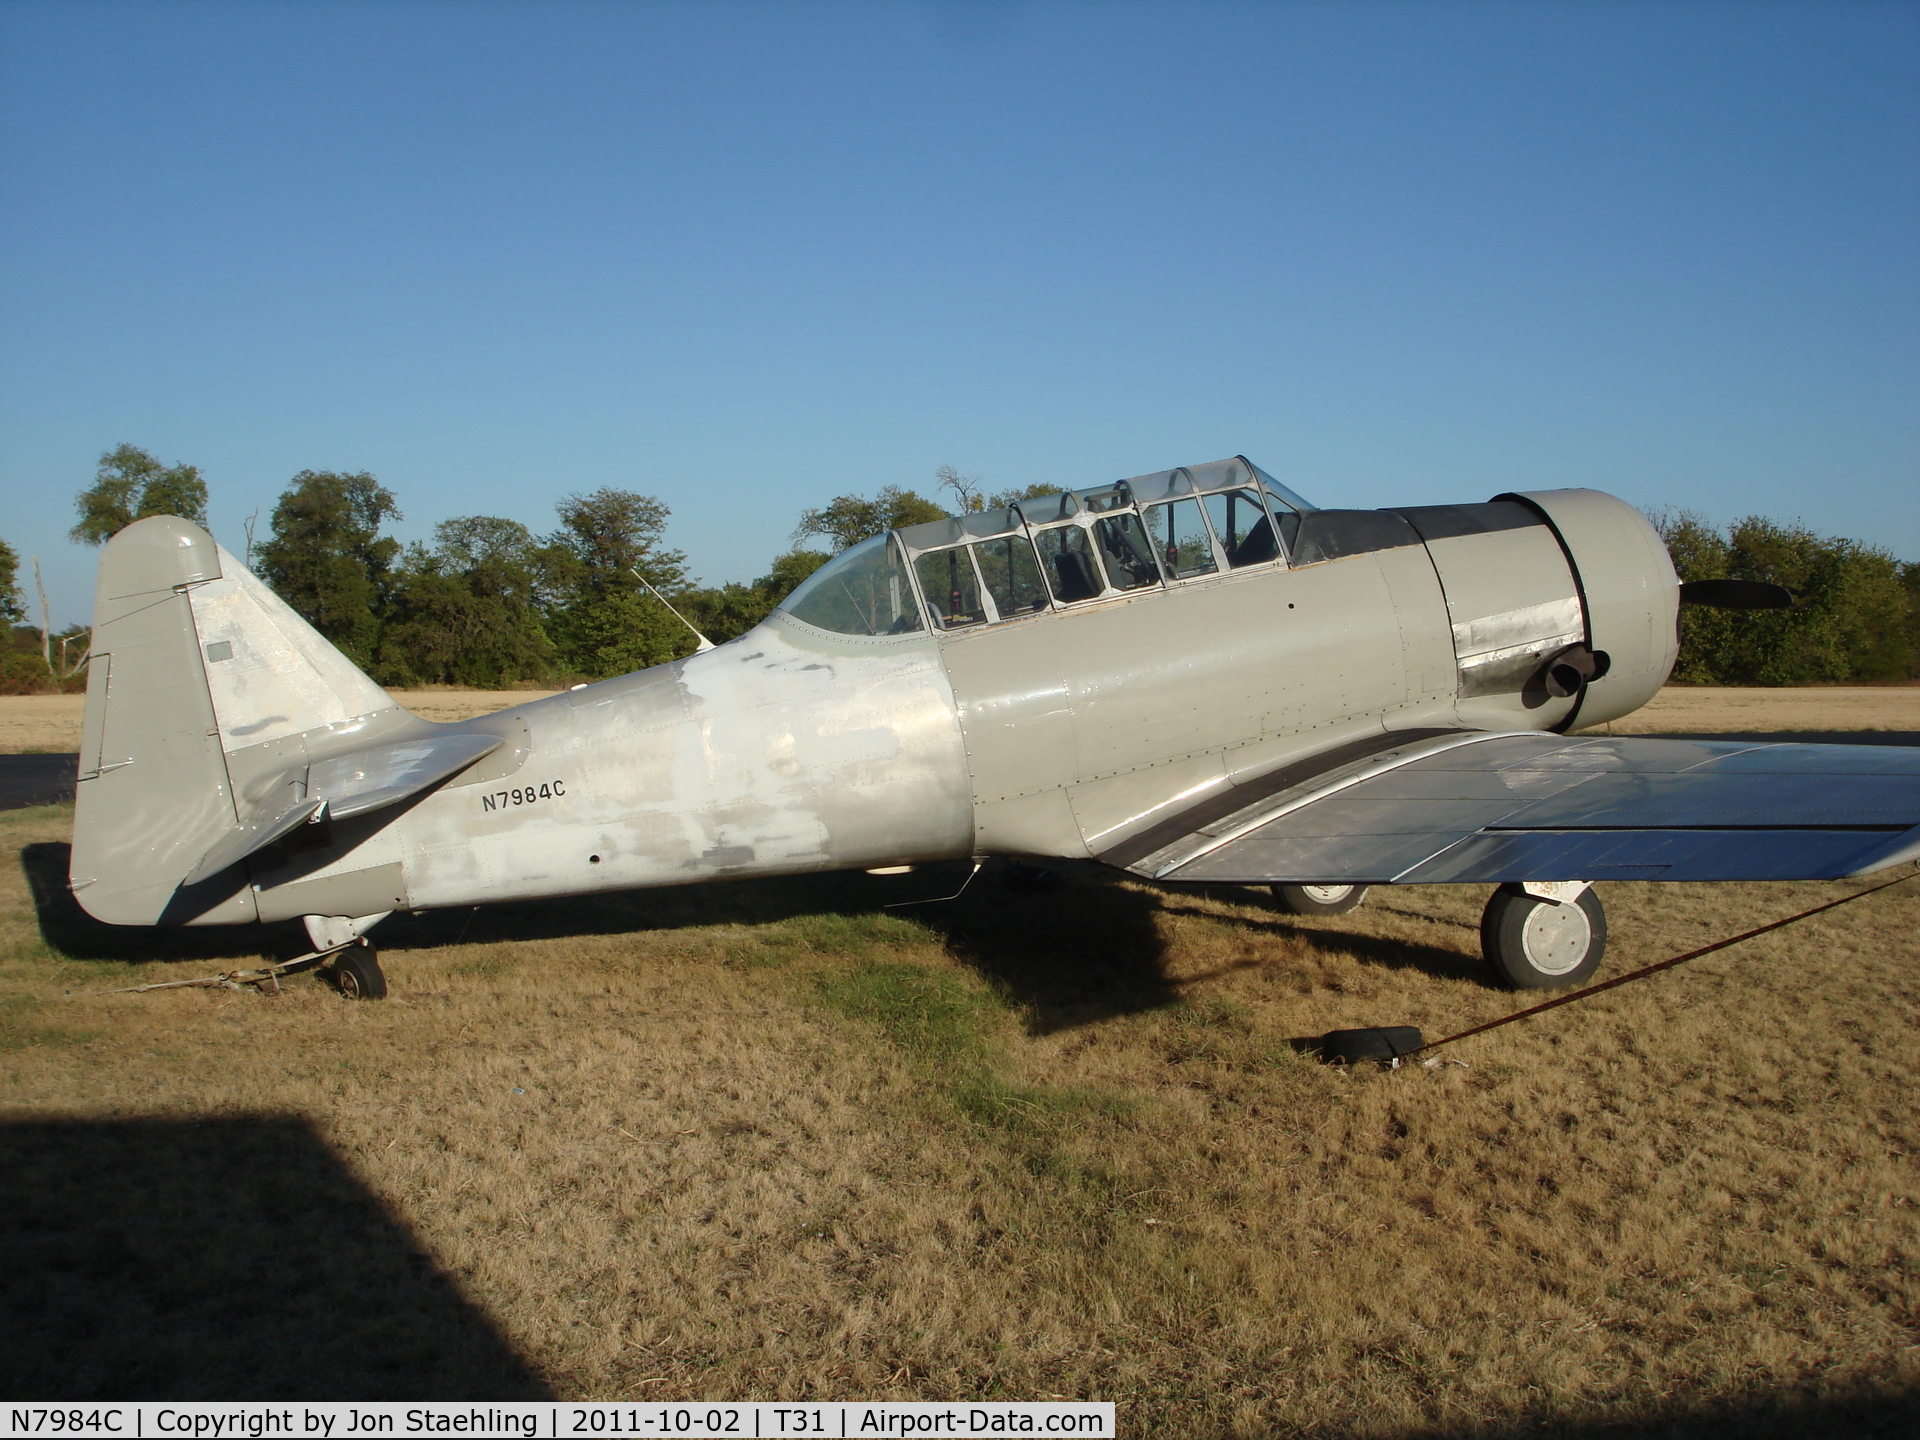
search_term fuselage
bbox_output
[226,474,1679,926]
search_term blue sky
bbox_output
[3,0,1916,627]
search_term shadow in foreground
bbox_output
[0,753,78,810]
[0,1116,551,1400]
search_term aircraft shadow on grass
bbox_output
[4,1118,1912,1427]
[0,1114,550,1401]
[20,840,1500,1033]
[1158,899,1494,989]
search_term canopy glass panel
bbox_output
[780,534,926,636]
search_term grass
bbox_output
[3,802,1919,1430]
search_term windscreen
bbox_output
[1248,462,1316,513]
[780,535,926,636]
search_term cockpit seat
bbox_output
[1233,517,1280,567]
[1051,550,1101,603]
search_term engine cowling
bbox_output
[1496,489,1679,730]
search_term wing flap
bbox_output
[1120,732,1920,886]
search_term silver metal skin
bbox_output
[72,524,971,928]
[1134,731,1920,885]
[68,457,1920,947]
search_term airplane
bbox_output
[68,456,1920,999]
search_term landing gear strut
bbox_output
[304,913,391,1000]
[1481,884,1606,990]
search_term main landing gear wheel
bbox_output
[1481,885,1607,991]
[328,944,388,1001]
[1271,883,1370,916]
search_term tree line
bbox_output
[6,446,1917,692]
[4,447,1053,692]
[1651,511,1920,685]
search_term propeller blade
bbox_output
[1678,579,1792,610]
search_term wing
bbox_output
[1101,730,1920,886]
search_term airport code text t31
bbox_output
[3,1404,1115,1439]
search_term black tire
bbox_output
[1271,883,1370,916]
[329,945,388,1001]
[1316,1026,1426,1065]
[1481,885,1606,991]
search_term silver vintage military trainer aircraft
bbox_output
[70,457,1920,998]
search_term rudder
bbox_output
[71,518,255,924]
[70,516,431,926]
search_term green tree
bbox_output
[0,538,23,625]
[380,517,556,686]
[681,549,831,644]
[1652,510,1919,684]
[256,470,401,671]
[539,488,694,678]
[1651,510,1733,685]
[793,485,946,553]
[935,467,1067,514]
[988,481,1065,509]
[1902,561,1920,676]
[757,547,832,599]
[70,443,209,544]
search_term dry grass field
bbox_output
[0,687,560,753]
[3,688,1918,1435]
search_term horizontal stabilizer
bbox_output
[184,799,327,887]
[1108,731,1920,886]
[310,731,502,820]
[73,515,513,926]
[184,731,501,885]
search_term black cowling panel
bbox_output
[1390,501,1541,542]
[1288,509,1422,566]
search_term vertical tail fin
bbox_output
[70,516,410,925]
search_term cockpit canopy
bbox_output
[779,456,1315,636]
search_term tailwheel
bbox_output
[1481,884,1606,991]
[328,944,388,1001]
[1271,883,1370,916]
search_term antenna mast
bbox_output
[629,569,715,652]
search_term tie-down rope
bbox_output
[1413,865,1920,1058]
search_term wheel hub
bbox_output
[1520,899,1592,975]
[1300,885,1354,905]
